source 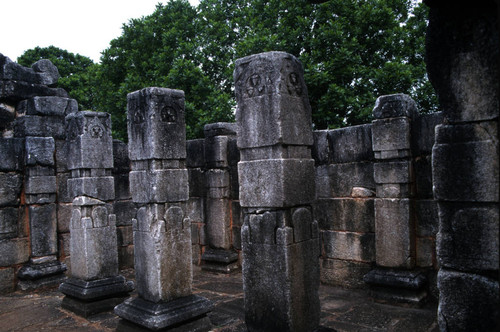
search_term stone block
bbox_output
[0,54,58,85]
[25,137,55,167]
[112,139,130,174]
[0,173,22,206]
[372,117,411,157]
[433,122,499,202]
[205,169,230,188]
[29,204,57,257]
[0,207,18,239]
[114,173,131,200]
[129,169,188,203]
[127,87,186,161]
[186,139,205,168]
[25,175,57,194]
[415,200,438,237]
[117,225,133,246]
[0,238,29,266]
[238,159,315,207]
[205,135,229,168]
[234,52,313,149]
[113,200,137,226]
[57,203,72,233]
[206,198,231,250]
[315,165,330,199]
[17,96,77,117]
[55,139,68,172]
[322,230,375,262]
[375,199,414,268]
[416,237,435,267]
[437,202,499,272]
[184,198,204,224]
[67,176,115,201]
[56,172,71,203]
[320,258,372,288]
[14,115,66,139]
[313,198,374,232]
[374,160,412,184]
[66,111,114,170]
[372,94,418,119]
[328,124,373,163]
[188,168,205,197]
[411,112,443,156]
[31,59,60,86]
[438,269,499,331]
[0,80,67,102]
[414,155,433,198]
[0,267,15,294]
[204,122,237,138]
[376,183,412,199]
[133,204,192,302]
[0,138,24,171]
[312,130,329,165]
[327,162,375,197]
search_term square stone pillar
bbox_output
[59,111,133,317]
[114,87,212,331]
[234,52,320,332]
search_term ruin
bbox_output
[0,1,498,330]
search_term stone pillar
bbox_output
[201,122,239,273]
[363,94,427,305]
[425,0,499,330]
[59,111,133,317]
[115,87,213,331]
[234,52,320,332]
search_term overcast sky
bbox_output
[0,0,200,63]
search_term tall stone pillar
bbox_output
[425,0,499,330]
[115,88,213,331]
[363,94,427,305]
[201,122,239,273]
[59,111,133,317]
[234,52,320,331]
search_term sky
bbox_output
[0,0,200,63]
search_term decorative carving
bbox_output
[286,72,302,96]
[86,116,105,139]
[160,105,177,123]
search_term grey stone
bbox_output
[56,172,71,202]
[205,198,231,250]
[234,52,313,149]
[25,193,56,205]
[29,204,57,257]
[118,246,135,269]
[411,112,443,156]
[113,139,131,174]
[372,117,411,157]
[416,237,435,268]
[186,139,205,168]
[205,135,229,168]
[375,199,414,268]
[437,269,499,331]
[204,122,237,138]
[114,173,131,200]
[326,162,375,197]
[61,293,130,318]
[60,275,133,301]
[328,124,373,163]
[320,258,372,288]
[188,168,205,197]
[0,207,18,239]
[113,201,137,226]
[374,160,412,184]
[0,102,15,133]
[14,115,67,139]
[351,186,375,197]
[205,169,230,189]
[312,130,329,165]
[127,87,186,161]
[0,138,24,171]
[0,267,14,294]
[376,183,412,199]
[55,139,68,172]
[66,111,114,170]
[0,173,22,206]
[0,238,29,267]
[24,175,57,194]
[17,260,66,280]
[67,176,115,201]
[313,198,374,232]
[201,248,239,273]
[432,123,498,202]
[184,198,204,224]
[17,96,77,117]
[238,159,315,207]
[31,59,60,86]
[415,200,438,237]
[133,204,192,302]
[129,169,188,203]
[414,155,433,198]
[437,202,499,272]
[0,54,54,84]
[0,80,68,102]
[372,94,417,119]
[117,225,133,246]
[322,230,375,262]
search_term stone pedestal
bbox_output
[59,111,133,316]
[235,52,320,331]
[115,87,212,332]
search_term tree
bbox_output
[17,46,99,111]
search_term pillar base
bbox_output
[17,260,67,291]
[363,268,428,307]
[201,248,239,274]
[115,295,213,331]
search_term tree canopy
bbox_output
[18,0,437,141]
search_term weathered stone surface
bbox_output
[328,124,373,163]
[238,159,315,207]
[204,122,237,138]
[133,204,192,302]
[0,80,68,102]
[29,204,57,257]
[416,237,435,268]
[322,162,375,198]
[67,176,115,201]
[234,52,313,149]
[188,168,205,197]
[114,173,131,200]
[0,173,22,206]
[66,111,114,170]
[129,169,188,203]
[432,123,499,202]
[14,115,67,139]
[0,238,29,266]
[375,199,414,268]
[205,198,231,250]
[117,225,133,247]
[0,267,14,294]
[374,160,412,184]
[57,203,72,233]
[411,112,443,156]
[186,139,205,168]
[437,269,499,331]
[113,201,137,226]
[351,186,376,197]
[184,198,204,224]
[127,87,186,161]
[17,260,67,281]
[0,138,24,171]
[320,258,372,288]
[201,248,239,273]
[312,130,329,165]
[17,96,77,117]
[414,155,433,198]
[205,135,229,168]
[437,202,499,272]
[0,102,15,133]
[415,199,438,237]
[25,175,57,194]
[31,59,60,86]
[0,54,59,85]
[322,230,375,262]
[372,117,411,157]
[0,207,18,240]
[313,198,374,232]
[372,94,417,119]
[113,139,130,174]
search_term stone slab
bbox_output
[25,175,57,194]
[67,176,115,201]
[129,169,188,203]
[0,173,22,207]
[61,294,130,318]
[186,139,205,168]
[17,96,77,117]
[322,230,375,262]
[205,198,231,250]
[372,94,417,119]
[59,275,133,301]
[320,258,372,289]
[322,162,375,198]
[372,118,411,155]
[328,124,373,164]
[313,198,374,232]
[0,138,24,171]
[29,204,57,257]
[0,267,14,294]
[205,136,229,168]
[14,115,67,139]
[204,122,237,138]
[17,260,66,281]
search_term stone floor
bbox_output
[0,268,438,331]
